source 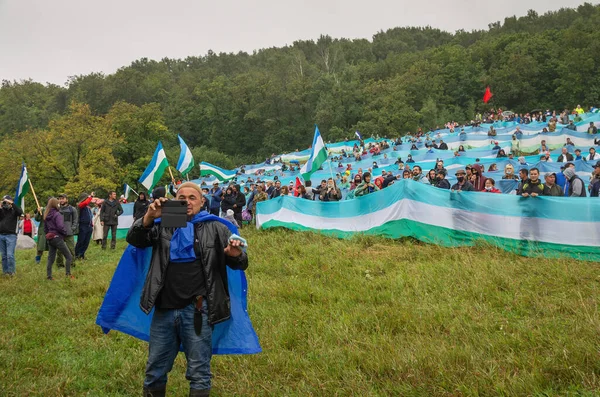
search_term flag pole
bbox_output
[28,180,41,210]
[129,186,139,196]
[168,166,176,184]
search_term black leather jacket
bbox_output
[126,218,248,325]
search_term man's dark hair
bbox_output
[413,165,422,172]
[305,180,312,187]
[362,172,371,181]
[109,191,116,196]
[529,167,540,174]
[519,169,529,176]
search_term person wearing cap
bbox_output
[208,182,222,217]
[542,173,562,196]
[0,195,23,276]
[492,141,501,151]
[100,191,124,250]
[589,162,600,197]
[56,194,78,268]
[451,170,475,192]
[434,169,450,189]
[126,182,248,396]
[223,209,239,227]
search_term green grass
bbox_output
[1,229,599,396]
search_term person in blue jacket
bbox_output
[209,181,222,216]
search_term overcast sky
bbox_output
[0,0,588,85]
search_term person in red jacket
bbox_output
[483,178,502,193]
[21,213,34,238]
[75,192,95,260]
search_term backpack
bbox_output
[242,209,252,221]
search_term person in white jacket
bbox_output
[586,147,599,161]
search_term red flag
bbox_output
[293,177,302,197]
[483,86,493,104]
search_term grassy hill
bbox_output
[0,229,599,396]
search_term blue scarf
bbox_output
[161,212,204,263]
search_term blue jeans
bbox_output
[145,300,213,391]
[75,226,93,258]
[0,234,17,274]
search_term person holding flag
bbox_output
[2,164,28,274]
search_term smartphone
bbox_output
[161,200,188,228]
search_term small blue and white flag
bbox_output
[15,164,30,209]
[176,135,195,176]
[355,130,363,141]
[139,142,169,191]
[123,184,131,200]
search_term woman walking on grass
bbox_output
[43,197,73,280]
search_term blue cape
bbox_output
[95,212,261,354]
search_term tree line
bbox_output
[1,3,599,201]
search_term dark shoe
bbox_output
[66,274,75,280]
[189,389,210,397]
[47,277,54,281]
[143,386,166,397]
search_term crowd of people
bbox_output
[3,105,600,279]
[0,190,126,279]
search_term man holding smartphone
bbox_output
[126,182,248,397]
[0,195,23,276]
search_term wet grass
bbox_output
[0,229,599,396]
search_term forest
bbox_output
[1,3,599,199]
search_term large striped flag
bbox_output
[300,125,328,181]
[15,164,30,208]
[176,135,195,176]
[199,162,237,182]
[139,142,169,191]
